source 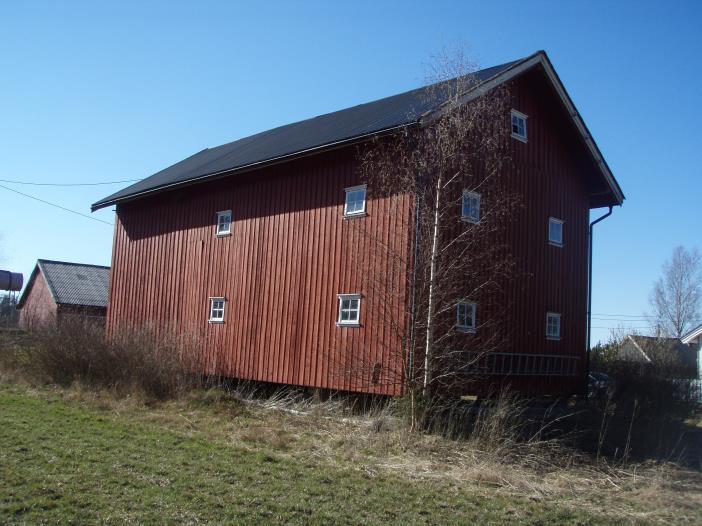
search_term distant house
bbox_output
[17,260,110,329]
[92,51,624,397]
[681,324,702,381]
[617,334,698,378]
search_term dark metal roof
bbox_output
[91,59,523,211]
[19,260,110,308]
[92,50,624,211]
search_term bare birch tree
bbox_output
[649,246,702,338]
[344,50,521,421]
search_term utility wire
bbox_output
[0,178,140,187]
[0,183,113,226]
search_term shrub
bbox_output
[22,319,207,399]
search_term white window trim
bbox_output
[216,210,232,237]
[548,217,564,247]
[546,312,561,340]
[209,297,226,323]
[461,190,481,224]
[456,300,477,333]
[511,109,528,143]
[336,293,362,327]
[343,185,367,218]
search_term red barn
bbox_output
[92,51,624,397]
[17,260,110,329]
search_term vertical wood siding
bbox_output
[18,270,57,329]
[497,70,595,395]
[107,67,604,397]
[109,148,412,396]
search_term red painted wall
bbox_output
[108,149,413,395]
[18,270,57,329]
[107,67,611,397]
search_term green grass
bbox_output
[0,385,609,525]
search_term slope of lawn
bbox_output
[0,385,613,525]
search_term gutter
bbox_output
[584,205,614,398]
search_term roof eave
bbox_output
[90,123,413,212]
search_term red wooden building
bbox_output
[93,51,624,397]
[17,260,110,329]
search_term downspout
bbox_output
[585,205,613,398]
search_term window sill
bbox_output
[548,241,563,248]
[343,212,367,220]
[208,320,225,324]
[460,216,480,224]
[216,232,232,238]
[456,327,476,334]
[336,322,361,328]
[546,336,561,341]
[511,133,527,143]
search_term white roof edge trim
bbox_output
[681,324,702,344]
[421,52,624,205]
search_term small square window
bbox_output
[546,312,561,340]
[209,297,226,323]
[461,191,481,223]
[337,293,361,326]
[344,185,367,217]
[548,217,564,246]
[216,210,232,236]
[456,301,477,332]
[511,109,528,142]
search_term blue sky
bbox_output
[0,1,700,344]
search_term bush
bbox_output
[22,319,207,399]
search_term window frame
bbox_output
[215,210,232,237]
[548,217,564,247]
[336,293,362,327]
[209,297,226,323]
[456,300,477,333]
[511,109,528,143]
[461,190,481,224]
[343,185,367,218]
[546,312,561,341]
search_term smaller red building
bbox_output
[17,260,110,329]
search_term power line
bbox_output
[592,312,655,318]
[0,183,113,226]
[0,178,140,187]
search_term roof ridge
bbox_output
[37,258,111,269]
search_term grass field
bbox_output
[1,383,700,525]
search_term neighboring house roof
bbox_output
[620,334,698,370]
[92,50,624,212]
[681,323,702,345]
[17,260,110,309]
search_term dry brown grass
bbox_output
[2,378,700,524]
[2,324,700,524]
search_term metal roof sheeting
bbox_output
[38,260,110,308]
[91,60,521,211]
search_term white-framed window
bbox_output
[337,293,361,327]
[461,190,481,223]
[216,210,232,236]
[456,301,477,332]
[344,185,367,217]
[548,217,564,247]
[511,109,528,142]
[209,297,226,323]
[546,312,561,340]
